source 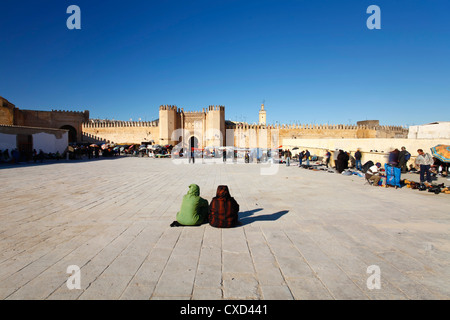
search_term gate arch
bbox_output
[60,125,77,143]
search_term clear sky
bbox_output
[1,0,449,126]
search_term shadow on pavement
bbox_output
[239,208,289,226]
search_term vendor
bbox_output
[366,162,382,186]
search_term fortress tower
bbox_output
[158,104,226,148]
[259,103,267,126]
[205,105,225,147]
[158,105,180,146]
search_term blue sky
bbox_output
[1,0,449,126]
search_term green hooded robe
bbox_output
[176,184,209,226]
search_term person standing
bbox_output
[398,146,411,173]
[324,150,331,168]
[388,148,400,167]
[298,150,304,166]
[333,148,339,169]
[337,150,349,173]
[286,149,291,166]
[354,149,362,171]
[305,149,310,166]
[335,150,343,173]
[415,149,434,185]
[348,152,355,168]
[3,149,10,163]
[38,149,45,163]
[189,147,195,164]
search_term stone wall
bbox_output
[13,109,89,142]
[82,121,159,144]
[83,120,411,148]
[0,97,15,125]
[1,97,89,142]
[225,123,408,148]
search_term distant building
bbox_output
[0,125,68,155]
[259,104,267,126]
[408,122,450,139]
[0,96,89,143]
[357,120,379,127]
[0,96,90,159]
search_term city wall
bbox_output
[82,121,159,144]
[0,97,15,125]
[228,123,407,148]
[14,109,89,142]
[82,120,411,148]
[277,123,407,139]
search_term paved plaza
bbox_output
[0,157,449,300]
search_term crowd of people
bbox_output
[170,146,449,230]
[0,143,139,164]
[280,146,449,193]
[0,148,65,164]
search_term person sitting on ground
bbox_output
[365,162,382,186]
[171,184,209,227]
[209,185,240,228]
[348,152,355,168]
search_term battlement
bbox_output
[50,109,89,115]
[83,119,159,128]
[208,105,225,112]
[158,105,225,113]
[159,105,178,112]
[0,97,15,108]
[227,122,408,132]
[183,110,206,115]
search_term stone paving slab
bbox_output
[0,157,449,300]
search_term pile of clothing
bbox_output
[341,169,364,177]
[300,163,337,173]
[403,180,450,194]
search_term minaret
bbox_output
[259,103,266,125]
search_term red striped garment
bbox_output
[208,185,240,228]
